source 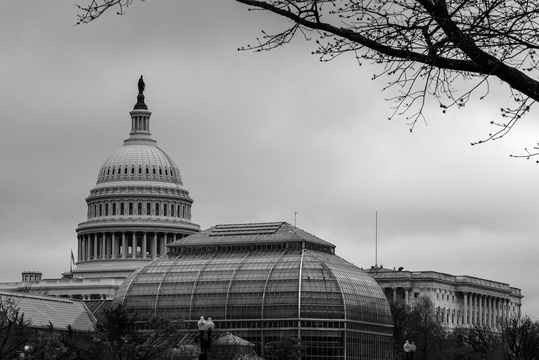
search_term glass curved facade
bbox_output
[113,222,393,359]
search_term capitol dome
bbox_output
[112,222,393,359]
[97,144,183,186]
[73,77,200,281]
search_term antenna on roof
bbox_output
[375,211,378,268]
[294,210,298,228]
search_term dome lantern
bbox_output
[126,75,154,145]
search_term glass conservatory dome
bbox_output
[112,222,393,359]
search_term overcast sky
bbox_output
[1,0,539,318]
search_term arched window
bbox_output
[153,167,156,175]
[146,166,149,175]
[147,203,151,216]
[171,204,175,217]
[124,166,128,175]
[164,204,168,216]
[159,167,163,176]
[131,166,135,175]
[105,203,109,216]
[120,203,125,215]
[112,203,116,216]
[155,203,160,216]
[129,203,133,215]
[99,204,102,217]
[138,202,142,215]
[177,205,181,218]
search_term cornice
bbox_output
[76,217,200,233]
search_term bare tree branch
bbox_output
[76,0,539,158]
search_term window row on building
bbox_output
[89,186,189,198]
[98,163,178,182]
[87,200,192,220]
[171,241,335,254]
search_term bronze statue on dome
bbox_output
[138,76,145,94]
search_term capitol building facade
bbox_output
[0,79,523,359]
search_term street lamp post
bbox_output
[197,316,214,360]
[403,340,411,360]
[403,340,416,360]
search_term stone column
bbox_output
[143,232,147,259]
[77,237,81,262]
[132,233,137,259]
[86,235,91,260]
[122,232,127,259]
[101,233,106,259]
[479,295,487,327]
[471,293,476,326]
[112,233,117,259]
[502,299,507,324]
[80,236,84,261]
[489,297,494,328]
[404,287,409,305]
[93,234,98,260]
[463,292,468,327]
[160,234,166,255]
[485,296,490,328]
[494,297,500,329]
[151,233,157,259]
[392,287,397,302]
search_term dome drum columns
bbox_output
[77,231,187,262]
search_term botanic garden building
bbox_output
[112,222,394,359]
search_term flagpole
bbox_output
[70,249,74,274]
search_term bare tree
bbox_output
[0,297,30,359]
[76,0,539,156]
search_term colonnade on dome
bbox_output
[77,231,187,262]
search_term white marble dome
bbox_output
[73,82,200,280]
[97,144,183,185]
